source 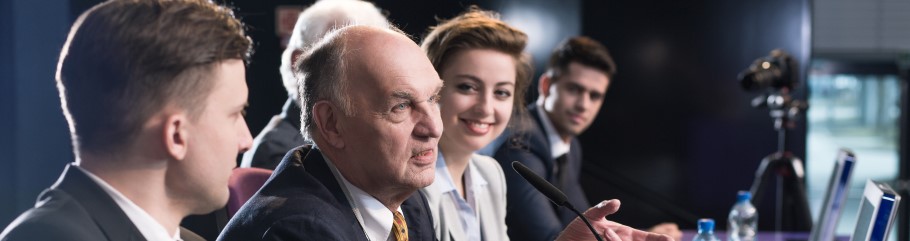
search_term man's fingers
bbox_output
[584,199,621,220]
[646,233,674,241]
[648,223,681,241]
[604,228,622,241]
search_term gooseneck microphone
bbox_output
[512,161,604,241]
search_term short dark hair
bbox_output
[57,0,252,155]
[546,36,616,81]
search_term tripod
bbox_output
[747,88,813,231]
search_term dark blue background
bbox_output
[1,0,813,233]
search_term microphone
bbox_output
[512,161,604,241]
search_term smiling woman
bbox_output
[418,7,531,241]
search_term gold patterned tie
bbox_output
[391,211,408,241]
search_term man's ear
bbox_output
[312,100,345,149]
[163,113,189,160]
[538,74,552,98]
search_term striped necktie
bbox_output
[391,211,408,241]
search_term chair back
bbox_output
[227,167,273,217]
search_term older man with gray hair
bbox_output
[219,22,673,241]
[240,0,389,169]
[219,23,442,241]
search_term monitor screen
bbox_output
[810,149,856,241]
[850,180,900,241]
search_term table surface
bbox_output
[680,231,850,241]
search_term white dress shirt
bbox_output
[536,104,571,158]
[324,155,403,241]
[76,166,182,241]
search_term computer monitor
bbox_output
[809,149,856,241]
[850,179,901,241]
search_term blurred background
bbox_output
[2,0,908,239]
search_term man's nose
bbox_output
[413,104,443,139]
[238,118,253,153]
[575,92,591,111]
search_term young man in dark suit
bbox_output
[0,0,254,240]
[493,36,680,241]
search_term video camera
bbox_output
[738,49,798,92]
[737,49,806,113]
[739,49,815,232]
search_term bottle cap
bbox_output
[737,190,752,202]
[697,218,715,233]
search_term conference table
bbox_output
[680,231,851,241]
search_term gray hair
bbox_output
[280,0,389,100]
[296,25,410,142]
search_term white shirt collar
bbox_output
[536,104,572,158]
[75,166,182,241]
[434,153,486,241]
[434,153,489,203]
[324,154,402,241]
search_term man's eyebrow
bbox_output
[392,90,414,100]
[568,82,589,91]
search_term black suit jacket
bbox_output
[493,105,589,241]
[219,145,436,241]
[240,98,308,170]
[0,164,205,241]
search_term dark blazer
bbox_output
[219,145,436,241]
[0,164,205,241]
[240,98,307,170]
[493,105,589,241]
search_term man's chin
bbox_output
[409,170,435,188]
[557,126,584,138]
[567,122,591,136]
[191,195,228,215]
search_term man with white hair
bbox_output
[240,0,390,169]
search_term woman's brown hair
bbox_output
[420,6,532,127]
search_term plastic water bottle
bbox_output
[728,190,758,241]
[692,219,720,241]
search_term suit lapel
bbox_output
[441,197,466,241]
[402,191,434,241]
[528,105,557,180]
[474,185,500,240]
[53,164,146,241]
[299,147,369,240]
[473,184,492,241]
[470,157,503,241]
[302,149,353,210]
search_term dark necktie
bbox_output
[554,154,569,190]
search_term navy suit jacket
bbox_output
[218,145,436,241]
[0,164,204,241]
[493,105,589,241]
